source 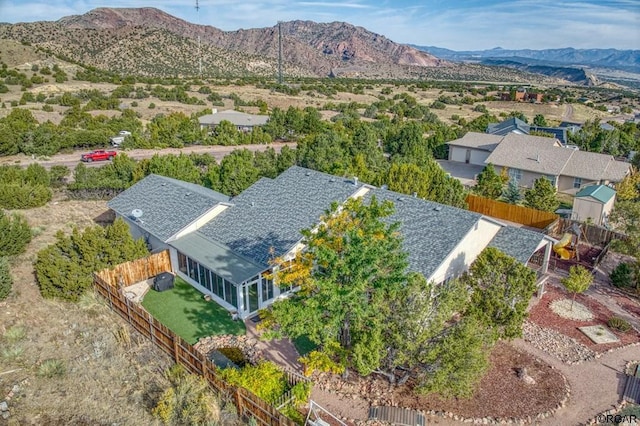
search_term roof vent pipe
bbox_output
[412,192,417,198]
[536,153,540,163]
[353,176,359,186]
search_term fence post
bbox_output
[173,335,179,364]
[234,387,244,418]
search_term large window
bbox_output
[573,177,582,189]
[177,251,238,308]
[178,253,187,274]
[261,275,274,302]
[509,168,522,181]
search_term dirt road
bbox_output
[0,142,297,169]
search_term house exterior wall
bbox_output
[449,146,489,165]
[117,214,169,252]
[170,204,229,241]
[557,175,599,193]
[428,218,502,284]
[572,198,605,225]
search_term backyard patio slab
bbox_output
[578,325,619,344]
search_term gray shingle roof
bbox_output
[107,174,229,242]
[484,133,570,175]
[198,110,269,127]
[561,150,612,180]
[364,188,483,280]
[484,133,630,181]
[487,117,530,135]
[197,166,363,271]
[489,227,546,265]
[446,132,503,152]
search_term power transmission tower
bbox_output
[195,0,202,76]
[278,21,283,84]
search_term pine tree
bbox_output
[524,177,559,212]
[502,179,522,204]
[475,163,504,199]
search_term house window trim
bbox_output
[573,177,582,189]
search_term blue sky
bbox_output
[0,0,638,50]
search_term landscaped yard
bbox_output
[142,277,245,344]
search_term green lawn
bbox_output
[142,277,245,344]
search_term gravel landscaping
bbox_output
[523,321,596,364]
[550,298,594,321]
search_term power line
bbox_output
[278,21,283,84]
[195,0,202,76]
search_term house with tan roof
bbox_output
[447,132,631,193]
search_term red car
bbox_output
[81,150,117,162]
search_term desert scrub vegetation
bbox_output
[37,358,67,378]
[0,210,32,256]
[0,257,13,300]
[34,217,148,301]
[0,163,53,209]
[153,364,223,425]
[2,324,26,360]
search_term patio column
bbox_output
[541,239,552,274]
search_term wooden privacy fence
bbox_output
[95,250,172,288]
[466,194,558,229]
[93,257,297,426]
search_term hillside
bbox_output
[0,7,564,82]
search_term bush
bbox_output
[35,218,148,301]
[0,257,12,300]
[607,317,632,332]
[220,361,288,403]
[37,359,66,378]
[610,262,637,290]
[153,364,221,425]
[218,347,248,367]
[0,211,32,257]
[299,350,345,377]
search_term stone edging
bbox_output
[422,363,571,424]
[570,341,640,366]
[193,334,263,365]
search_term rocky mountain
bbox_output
[0,7,447,78]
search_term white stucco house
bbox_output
[108,166,553,319]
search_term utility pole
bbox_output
[278,21,283,84]
[196,0,202,76]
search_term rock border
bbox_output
[194,334,263,365]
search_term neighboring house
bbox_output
[501,88,543,103]
[447,133,503,166]
[487,117,568,144]
[572,185,616,226]
[109,167,554,319]
[198,109,269,133]
[447,132,631,193]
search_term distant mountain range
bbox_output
[414,46,640,75]
[0,7,632,86]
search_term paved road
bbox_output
[0,142,297,170]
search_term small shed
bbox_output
[572,185,616,226]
